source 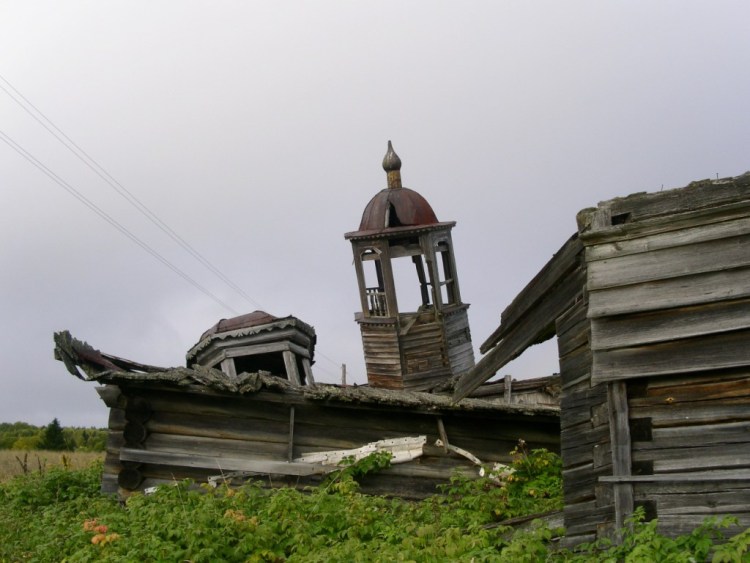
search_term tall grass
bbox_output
[0,450,104,481]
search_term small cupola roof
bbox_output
[186,310,317,371]
[351,141,441,234]
[198,310,279,341]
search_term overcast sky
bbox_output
[2,2,748,428]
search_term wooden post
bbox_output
[220,358,237,380]
[504,374,513,404]
[436,417,449,453]
[283,350,301,385]
[287,406,295,462]
[608,381,634,535]
[302,358,315,385]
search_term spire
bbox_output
[382,140,402,189]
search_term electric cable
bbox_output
[1,73,345,368]
[0,73,264,310]
[0,129,240,316]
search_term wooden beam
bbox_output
[96,385,124,408]
[588,266,750,318]
[578,176,750,237]
[287,406,295,462]
[119,447,328,476]
[302,358,315,385]
[586,215,750,262]
[453,265,585,401]
[220,358,237,380]
[600,471,750,483]
[283,351,301,385]
[592,328,750,382]
[590,297,750,351]
[607,382,633,533]
[436,417,449,452]
[587,233,750,291]
[482,234,582,353]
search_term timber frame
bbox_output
[55,330,560,500]
[186,312,316,386]
[345,142,475,391]
[454,171,750,544]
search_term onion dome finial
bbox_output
[382,141,402,189]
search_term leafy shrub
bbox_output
[1,450,749,561]
[558,506,750,562]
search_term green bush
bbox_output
[0,448,748,561]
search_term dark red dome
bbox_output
[199,310,278,341]
[358,187,439,231]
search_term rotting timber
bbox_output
[53,142,561,500]
[454,171,750,544]
[54,330,560,499]
[345,142,475,391]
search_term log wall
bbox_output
[575,173,750,541]
[557,297,616,545]
[627,370,750,535]
[102,384,560,500]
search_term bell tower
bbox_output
[345,142,475,391]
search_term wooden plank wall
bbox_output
[557,296,616,546]
[400,312,451,390]
[579,177,750,539]
[443,305,475,376]
[102,385,559,499]
[587,213,750,382]
[361,308,469,391]
[360,322,403,388]
[628,370,750,536]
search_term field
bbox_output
[0,449,104,481]
[1,447,749,561]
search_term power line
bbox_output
[1,73,344,367]
[0,129,240,316]
[316,350,347,369]
[0,73,264,311]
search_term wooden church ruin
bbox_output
[56,142,750,543]
[454,170,750,543]
[55,142,560,499]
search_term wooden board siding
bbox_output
[361,307,472,391]
[585,214,750,262]
[624,370,750,536]
[592,328,750,382]
[360,321,403,388]
[590,297,750,351]
[587,232,750,292]
[453,237,584,401]
[572,173,750,542]
[588,266,750,319]
[97,383,559,499]
[400,312,450,390]
[557,297,617,545]
[443,305,475,376]
[582,174,750,385]
[578,176,750,238]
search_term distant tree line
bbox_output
[0,419,106,452]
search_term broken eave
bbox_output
[185,315,316,365]
[86,367,559,418]
[344,221,456,241]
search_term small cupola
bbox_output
[186,311,316,386]
[344,142,475,391]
